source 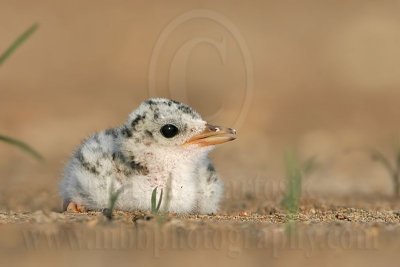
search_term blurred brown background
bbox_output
[1,0,400,211]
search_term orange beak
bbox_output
[183,124,237,147]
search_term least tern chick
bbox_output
[60,98,236,214]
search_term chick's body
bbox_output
[60,98,235,214]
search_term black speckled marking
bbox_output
[207,163,216,172]
[171,99,181,105]
[77,149,100,175]
[206,163,218,183]
[131,114,146,129]
[153,107,160,120]
[93,134,100,144]
[207,172,218,183]
[207,173,213,183]
[111,152,120,162]
[145,99,156,106]
[112,152,133,176]
[105,128,119,138]
[95,159,103,168]
[112,152,149,176]
[166,99,198,118]
[145,130,153,138]
[130,160,149,175]
[178,105,193,115]
[121,127,132,138]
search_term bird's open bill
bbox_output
[183,124,237,147]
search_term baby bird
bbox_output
[60,98,236,214]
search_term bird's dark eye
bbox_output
[160,124,179,138]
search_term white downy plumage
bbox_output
[60,98,236,214]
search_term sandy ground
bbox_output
[1,198,400,267]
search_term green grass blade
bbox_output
[0,23,39,66]
[0,134,43,160]
[151,187,157,213]
[156,188,163,211]
[103,184,124,220]
[281,150,302,214]
[110,189,121,211]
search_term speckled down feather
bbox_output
[59,98,225,214]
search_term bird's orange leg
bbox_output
[63,200,87,213]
